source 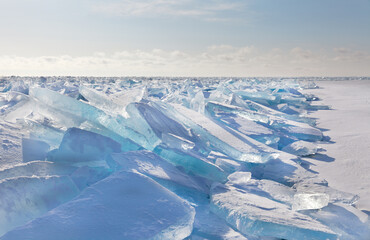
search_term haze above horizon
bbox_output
[1,0,370,77]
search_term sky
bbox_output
[0,0,370,77]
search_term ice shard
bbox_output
[292,193,330,211]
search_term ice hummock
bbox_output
[292,193,330,211]
[0,77,368,239]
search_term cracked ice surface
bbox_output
[0,77,369,239]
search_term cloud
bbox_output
[90,0,245,20]
[1,46,369,77]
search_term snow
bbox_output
[302,80,370,211]
[0,77,369,239]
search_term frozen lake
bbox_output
[0,77,369,239]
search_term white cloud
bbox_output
[1,46,369,77]
[90,0,245,19]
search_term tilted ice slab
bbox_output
[210,183,336,240]
[110,150,209,203]
[154,144,228,183]
[29,87,156,150]
[80,86,161,149]
[79,85,125,115]
[156,102,275,163]
[0,176,79,236]
[1,171,195,240]
[47,127,121,167]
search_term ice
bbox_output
[236,91,278,106]
[231,93,316,126]
[210,183,336,239]
[228,178,295,205]
[110,87,146,108]
[159,103,275,163]
[191,206,251,240]
[292,193,330,211]
[133,101,194,147]
[1,171,195,240]
[0,77,368,239]
[190,91,205,113]
[47,127,120,167]
[161,133,195,151]
[282,140,319,156]
[205,101,279,148]
[22,138,50,162]
[277,119,323,142]
[244,150,318,186]
[306,203,370,240]
[25,120,65,148]
[79,85,124,115]
[214,158,243,174]
[293,181,360,205]
[70,166,112,190]
[29,87,153,149]
[206,101,271,124]
[154,144,228,183]
[0,176,79,236]
[124,102,162,149]
[109,150,208,203]
[1,92,32,122]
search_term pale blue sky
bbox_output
[1,0,369,76]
